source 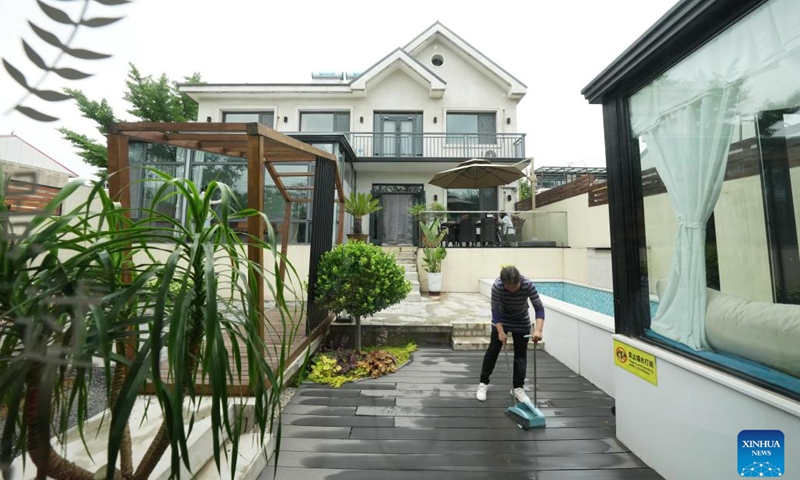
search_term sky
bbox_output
[0,0,680,180]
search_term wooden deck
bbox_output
[144,304,324,396]
[261,348,664,480]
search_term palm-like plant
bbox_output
[343,192,381,236]
[0,167,301,480]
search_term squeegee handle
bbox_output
[524,334,537,406]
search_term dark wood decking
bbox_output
[261,348,664,480]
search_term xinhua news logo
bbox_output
[738,430,784,477]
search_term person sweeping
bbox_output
[476,265,545,403]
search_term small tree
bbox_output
[315,242,411,351]
[58,63,204,177]
[344,192,381,241]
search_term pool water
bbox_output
[534,281,660,318]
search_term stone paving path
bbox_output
[363,292,491,326]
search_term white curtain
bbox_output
[644,84,742,350]
[382,194,414,245]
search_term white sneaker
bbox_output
[511,387,531,404]
[476,383,488,401]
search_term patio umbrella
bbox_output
[429,159,525,189]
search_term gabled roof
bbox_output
[178,21,525,101]
[404,21,527,100]
[349,48,446,98]
[0,134,78,176]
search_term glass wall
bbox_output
[128,141,321,244]
[628,0,800,394]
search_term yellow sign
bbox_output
[614,339,658,386]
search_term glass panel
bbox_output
[382,119,397,155]
[194,151,245,163]
[399,120,413,156]
[128,164,185,228]
[223,112,274,127]
[128,142,181,163]
[628,0,800,391]
[190,163,248,212]
[301,113,333,132]
[446,114,478,145]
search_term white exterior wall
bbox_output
[0,136,75,184]
[194,42,518,136]
[614,336,800,480]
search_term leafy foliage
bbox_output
[58,63,204,176]
[2,0,129,122]
[344,192,381,235]
[304,342,416,387]
[421,246,447,273]
[315,242,411,321]
[0,168,300,480]
[363,350,397,379]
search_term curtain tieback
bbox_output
[677,216,705,230]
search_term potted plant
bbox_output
[314,241,411,352]
[344,191,381,242]
[419,218,448,296]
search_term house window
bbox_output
[222,111,274,128]
[300,112,350,132]
[446,112,496,144]
[628,0,800,396]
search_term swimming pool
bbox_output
[534,281,660,319]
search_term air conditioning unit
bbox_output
[484,149,497,158]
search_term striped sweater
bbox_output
[491,276,545,333]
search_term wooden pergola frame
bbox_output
[106,121,347,341]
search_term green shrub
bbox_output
[315,242,411,351]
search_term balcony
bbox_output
[348,132,526,161]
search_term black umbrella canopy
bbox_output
[429,159,525,189]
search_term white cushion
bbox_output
[704,288,800,378]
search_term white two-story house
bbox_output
[179,21,528,246]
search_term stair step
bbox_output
[401,264,417,272]
[452,322,490,334]
[405,272,418,282]
[405,291,421,302]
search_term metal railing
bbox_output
[347,132,526,160]
[418,210,567,248]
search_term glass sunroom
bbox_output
[582,0,799,477]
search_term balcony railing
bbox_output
[347,132,526,160]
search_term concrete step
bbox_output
[382,245,417,253]
[452,322,490,336]
[401,263,417,273]
[451,335,544,351]
[405,290,421,302]
[405,271,418,282]
[409,280,420,292]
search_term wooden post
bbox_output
[337,200,345,244]
[279,201,291,281]
[107,134,136,362]
[247,134,266,342]
[106,134,131,207]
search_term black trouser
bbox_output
[480,326,528,389]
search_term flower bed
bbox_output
[302,338,418,388]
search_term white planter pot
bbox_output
[428,272,442,295]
